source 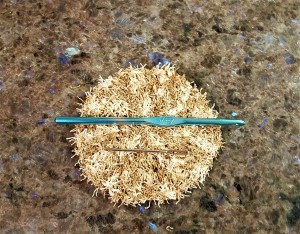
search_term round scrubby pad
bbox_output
[70,65,222,206]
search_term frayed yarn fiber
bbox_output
[70,65,222,206]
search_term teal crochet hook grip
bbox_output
[55,116,245,126]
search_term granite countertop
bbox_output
[0,0,299,233]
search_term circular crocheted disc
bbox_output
[71,65,222,206]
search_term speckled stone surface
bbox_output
[0,0,299,233]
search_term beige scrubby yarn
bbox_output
[70,65,222,206]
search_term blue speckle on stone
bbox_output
[148,52,170,66]
[148,222,158,233]
[58,54,69,64]
[49,88,55,94]
[294,156,300,165]
[258,119,268,128]
[266,63,273,68]
[235,129,242,137]
[24,70,34,78]
[231,112,238,117]
[12,154,18,161]
[131,35,146,44]
[0,80,4,91]
[265,34,275,43]
[244,57,252,63]
[38,119,45,124]
[291,19,299,24]
[215,193,225,205]
[32,192,39,199]
[71,169,81,180]
[139,205,145,213]
[284,53,296,65]
[160,58,170,66]
[279,36,285,46]
[65,47,80,57]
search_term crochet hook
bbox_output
[55,116,245,126]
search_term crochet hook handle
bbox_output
[55,116,245,126]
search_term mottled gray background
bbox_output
[0,0,299,233]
